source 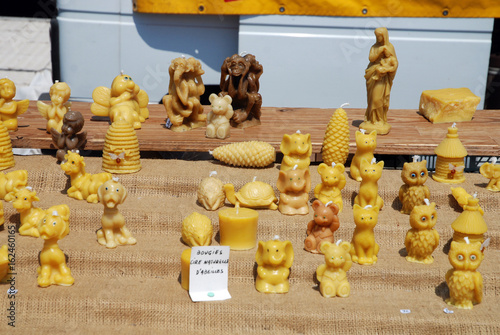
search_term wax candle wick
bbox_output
[326,201,333,207]
[208,150,213,155]
[412,155,420,163]
[473,192,477,199]
[340,102,350,108]
[464,236,470,244]
[52,210,59,216]
[120,69,124,75]
[296,130,301,134]
[359,129,366,134]
[491,157,498,164]
[452,122,456,128]
[253,176,257,182]
[293,164,298,170]
[273,235,280,240]
[209,171,217,177]
[331,162,336,168]
[112,176,119,182]
[371,158,376,164]
[424,198,430,206]
[336,239,342,246]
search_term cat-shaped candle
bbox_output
[350,129,377,181]
[350,204,380,265]
[354,158,384,210]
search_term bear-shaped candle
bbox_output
[206,93,233,139]
[451,195,487,244]
[399,155,430,214]
[432,123,467,184]
[316,240,352,298]
[322,103,350,166]
[314,162,346,212]
[479,157,500,192]
[255,236,294,293]
[37,81,71,133]
[0,78,29,131]
[304,200,340,254]
[404,199,439,264]
[218,207,258,250]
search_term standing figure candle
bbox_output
[280,131,312,171]
[218,207,258,250]
[37,205,74,287]
[91,72,149,129]
[445,239,484,309]
[219,53,263,128]
[360,27,398,135]
[277,165,311,215]
[354,158,384,210]
[322,103,350,166]
[96,178,137,248]
[37,81,71,133]
[0,78,29,131]
[451,196,487,244]
[479,157,500,192]
[206,93,233,139]
[314,162,346,212]
[316,240,352,298]
[255,237,294,293]
[399,156,430,214]
[51,110,87,163]
[304,200,340,254]
[404,199,439,264]
[350,129,377,182]
[432,123,467,184]
[163,57,206,132]
[350,204,380,265]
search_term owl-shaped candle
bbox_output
[445,239,484,309]
[451,196,487,244]
[432,123,468,184]
[404,199,439,264]
[399,156,430,214]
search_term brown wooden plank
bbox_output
[9,101,500,156]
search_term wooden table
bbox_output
[12,101,500,156]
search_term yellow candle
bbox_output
[181,248,191,290]
[218,208,258,250]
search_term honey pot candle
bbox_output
[218,207,258,250]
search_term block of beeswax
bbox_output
[419,88,480,124]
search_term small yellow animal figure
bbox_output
[206,93,234,139]
[399,158,430,214]
[316,241,352,298]
[255,237,294,293]
[314,162,346,212]
[354,158,384,210]
[37,81,71,133]
[0,170,28,200]
[5,187,45,237]
[97,178,137,248]
[479,158,500,192]
[277,167,311,215]
[280,131,312,171]
[37,205,74,287]
[181,212,213,247]
[197,172,225,211]
[405,200,439,264]
[450,187,484,215]
[446,240,484,309]
[350,204,380,265]
[61,151,112,203]
[91,73,149,129]
[224,180,278,210]
[350,129,377,181]
[0,244,8,281]
[0,78,29,131]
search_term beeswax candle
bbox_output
[219,208,258,250]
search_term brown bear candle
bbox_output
[359,27,398,135]
[219,53,263,128]
[51,110,87,162]
[163,57,206,132]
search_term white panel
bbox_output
[239,16,493,109]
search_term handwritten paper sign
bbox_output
[189,246,231,302]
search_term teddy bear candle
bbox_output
[97,178,137,248]
[219,207,258,250]
[305,200,340,253]
[37,81,71,133]
[255,236,294,293]
[37,205,74,287]
[206,93,233,139]
[0,78,29,131]
[314,162,346,212]
[316,240,352,298]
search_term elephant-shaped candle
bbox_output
[479,157,500,192]
[255,237,294,293]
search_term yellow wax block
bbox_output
[419,88,480,123]
[218,208,258,250]
[181,248,191,290]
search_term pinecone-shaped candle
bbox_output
[322,103,350,166]
[211,141,275,168]
[0,121,15,171]
[102,120,141,174]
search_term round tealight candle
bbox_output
[218,208,258,250]
[181,248,191,290]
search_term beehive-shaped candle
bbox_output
[451,197,487,244]
[102,120,141,174]
[322,103,350,166]
[0,121,15,171]
[432,124,467,183]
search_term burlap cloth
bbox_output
[0,155,498,334]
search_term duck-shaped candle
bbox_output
[432,123,467,184]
